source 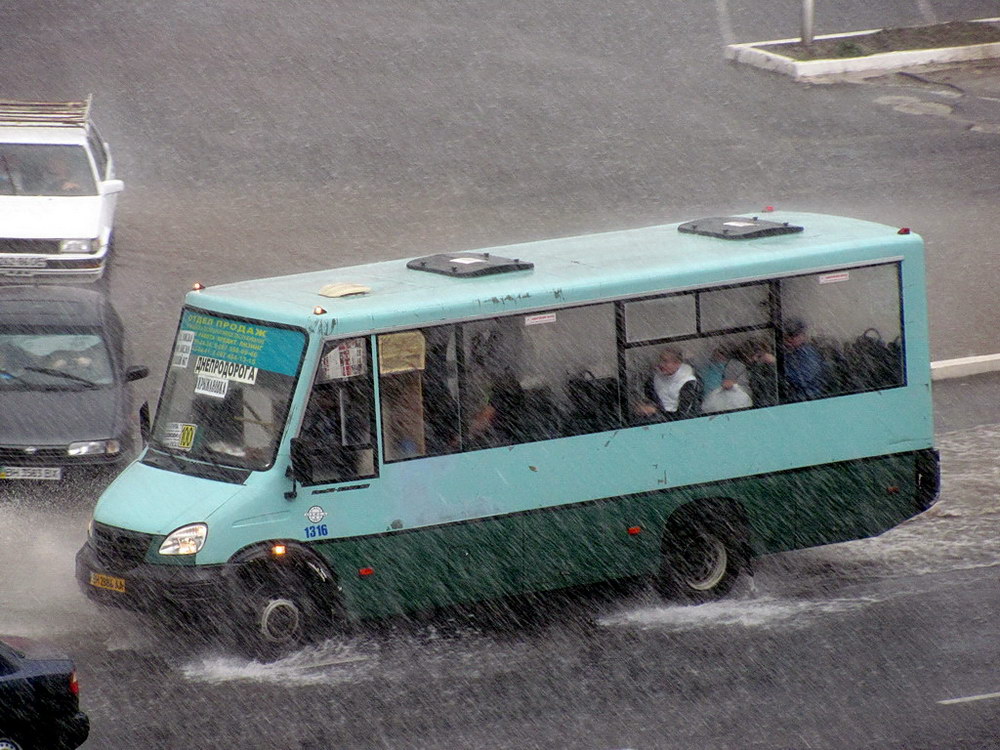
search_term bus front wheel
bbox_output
[656,512,746,603]
[234,565,318,661]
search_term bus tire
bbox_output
[234,564,319,661]
[0,737,24,750]
[655,509,746,603]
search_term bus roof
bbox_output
[190,211,922,333]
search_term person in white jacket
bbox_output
[635,347,701,421]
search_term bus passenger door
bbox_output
[292,338,377,485]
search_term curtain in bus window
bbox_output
[378,327,460,461]
[778,263,903,401]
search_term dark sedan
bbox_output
[0,285,148,482]
[0,636,89,749]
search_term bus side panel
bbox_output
[311,451,933,621]
[740,451,930,555]
[517,452,930,596]
[517,493,664,591]
[315,513,524,621]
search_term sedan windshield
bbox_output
[0,143,97,196]
[0,331,112,390]
[149,310,306,472]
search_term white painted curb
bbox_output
[931,354,1000,380]
[725,17,1000,80]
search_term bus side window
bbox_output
[779,263,904,401]
[460,303,619,448]
[460,318,524,449]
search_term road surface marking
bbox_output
[938,691,1000,705]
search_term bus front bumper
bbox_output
[75,539,228,615]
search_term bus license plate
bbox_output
[89,572,126,593]
[0,466,62,480]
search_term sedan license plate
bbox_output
[0,257,46,268]
[0,269,40,277]
[0,466,62,480]
[89,572,126,593]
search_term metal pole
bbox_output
[801,0,815,45]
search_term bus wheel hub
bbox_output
[259,598,301,643]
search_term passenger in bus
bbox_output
[697,344,752,414]
[467,371,527,447]
[740,338,778,407]
[780,319,826,401]
[635,346,701,421]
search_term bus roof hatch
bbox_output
[406,253,534,278]
[678,216,804,240]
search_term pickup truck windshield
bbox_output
[149,310,306,472]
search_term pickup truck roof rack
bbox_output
[0,95,92,127]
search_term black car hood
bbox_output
[0,387,122,445]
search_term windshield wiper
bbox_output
[22,366,100,388]
[0,369,25,384]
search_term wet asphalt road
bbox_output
[2,1,1000,747]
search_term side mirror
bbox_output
[100,179,124,195]
[126,365,150,382]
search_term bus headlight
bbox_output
[159,523,208,556]
[68,439,121,456]
[59,238,96,254]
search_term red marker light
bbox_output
[898,228,911,235]
[69,671,79,696]
[192,282,205,291]
[359,567,374,577]
[627,526,642,536]
[763,205,775,212]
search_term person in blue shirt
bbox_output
[780,318,826,401]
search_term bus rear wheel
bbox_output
[656,513,746,603]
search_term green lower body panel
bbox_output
[316,449,937,621]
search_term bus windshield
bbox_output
[148,310,306,472]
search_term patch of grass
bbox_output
[758,20,1000,61]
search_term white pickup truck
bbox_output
[0,97,123,283]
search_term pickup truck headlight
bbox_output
[68,439,121,456]
[59,238,96,254]
[159,523,208,556]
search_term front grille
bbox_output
[92,522,154,571]
[0,238,60,254]
[0,446,67,463]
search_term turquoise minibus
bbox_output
[76,210,939,657]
